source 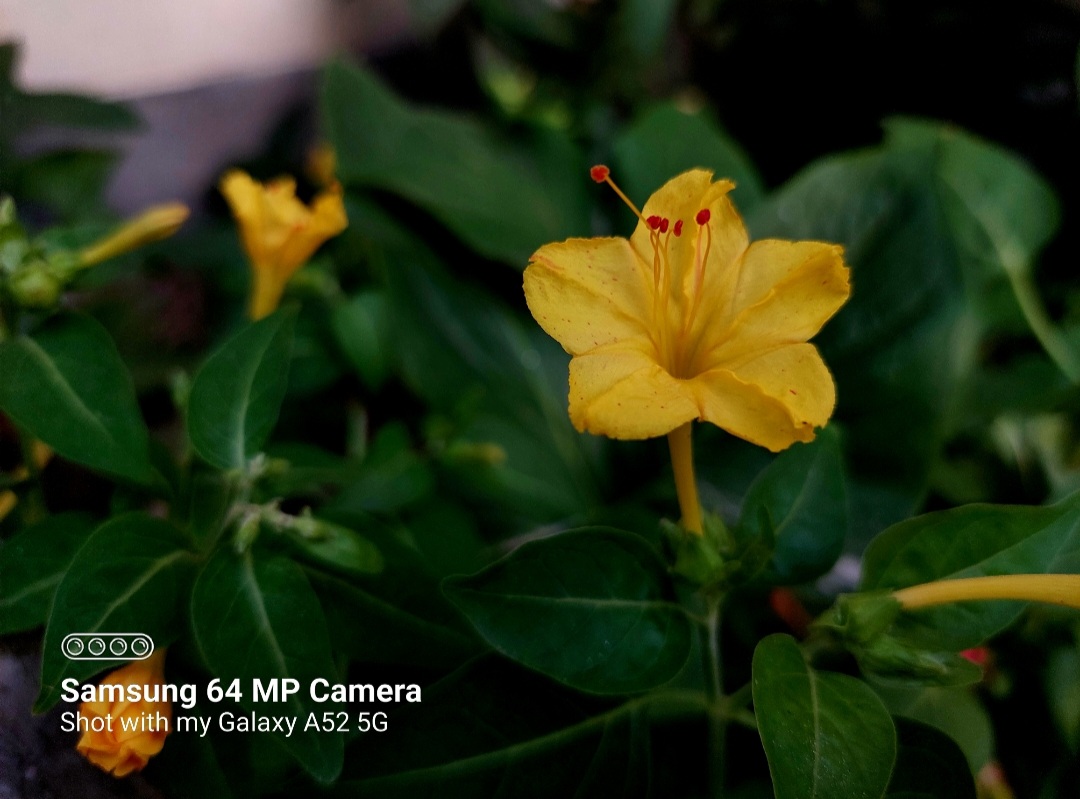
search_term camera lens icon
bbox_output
[62,633,154,661]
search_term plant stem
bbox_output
[1008,269,1080,383]
[703,594,726,797]
[667,422,703,535]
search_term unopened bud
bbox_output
[9,260,63,308]
[78,202,189,267]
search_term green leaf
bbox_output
[311,570,478,670]
[613,103,765,214]
[333,656,683,797]
[36,514,196,711]
[325,423,433,516]
[0,314,156,484]
[861,492,1080,650]
[187,310,296,470]
[12,150,120,221]
[13,91,139,133]
[753,634,897,799]
[306,512,480,668]
[886,718,976,799]
[191,548,343,783]
[750,118,1064,544]
[0,513,95,635]
[321,60,589,266]
[147,717,236,799]
[876,685,993,774]
[285,517,384,577]
[739,427,847,584]
[444,528,692,694]
[331,290,393,391]
[354,196,600,526]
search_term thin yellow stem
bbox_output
[667,422,703,535]
[893,574,1080,612]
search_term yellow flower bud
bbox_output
[78,203,189,268]
[75,650,172,777]
[219,169,348,320]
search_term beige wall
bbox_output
[0,0,411,97]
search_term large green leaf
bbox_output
[444,528,692,694]
[36,514,196,710]
[191,548,343,783]
[332,657,693,797]
[861,492,1080,650]
[0,314,156,484]
[739,427,847,584]
[0,513,95,635]
[886,718,975,799]
[613,103,765,214]
[321,60,589,266]
[753,634,897,799]
[187,310,296,470]
[750,119,1063,543]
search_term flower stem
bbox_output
[667,422,703,535]
[893,574,1080,611]
[703,595,725,797]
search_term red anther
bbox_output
[695,208,711,225]
[590,165,610,183]
[673,220,683,237]
[647,215,662,230]
[659,218,670,234]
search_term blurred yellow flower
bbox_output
[524,167,850,452]
[306,142,338,188]
[78,203,189,267]
[220,170,348,320]
[75,650,171,777]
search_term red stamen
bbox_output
[659,218,670,234]
[590,165,610,183]
[695,209,711,225]
[647,215,662,230]
[673,220,683,237]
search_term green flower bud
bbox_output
[9,260,63,308]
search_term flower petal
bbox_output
[690,367,816,452]
[702,240,850,365]
[728,343,835,430]
[569,342,698,439]
[525,237,652,355]
[628,169,747,312]
[276,185,348,280]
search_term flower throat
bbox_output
[590,165,714,379]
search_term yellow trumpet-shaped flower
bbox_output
[893,574,1080,612]
[524,167,851,452]
[220,169,348,320]
[78,203,189,267]
[75,650,172,777]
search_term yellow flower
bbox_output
[78,203,189,267]
[220,169,348,320]
[524,167,850,452]
[893,574,1080,612]
[75,650,171,777]
[306,142,338,188]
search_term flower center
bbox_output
[591,165,714,379]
